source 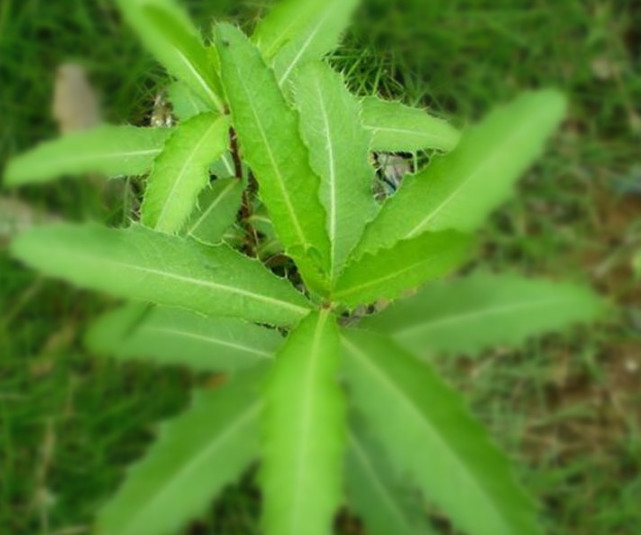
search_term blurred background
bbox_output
[1,0,639,533]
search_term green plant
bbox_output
[3,0,604,534]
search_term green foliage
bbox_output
[86,303,282,372]
[341,329,541,535]
[4,125,172,186]
[361,96,461,153]
[362,272,605,357]
[10,223,310,326]
[96,365,265,535]
[356,90,567,256]
[262,311,344,535]
[141,113,229,233]
[3,1,605,534]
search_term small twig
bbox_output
[228,127,243,180]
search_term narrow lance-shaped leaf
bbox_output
[183,177,244,246]
[167,81,209,121]
[115,0,224,111]
[252,0,327,59]
[215,24,331,292]
[334,231,472,308]
[10,223,310,326]
[362,96,461,153]
[141,113,229,234]
[85,303,282,372]
[341,329,542,535]
[294,62,378,281]
[356,90,567,256]
[3,126,172,186]
[96,365,266,535]
[346,418,437,535]
[271,0,360,87]
[361,272,605,357]
[262,310,345,535]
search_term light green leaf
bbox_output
[141,113,229,234]
[271,0,360,87]
[183,177,244,245]
[362,96,461,153]
[333,231,471,307]
[252,0,326,60]
[262,310,345,535]
[167,81,209,121]
[10,223,310,326]
[115,0,224,111]
[341,329,542,535]
[96,365,265,535]
[294,62,378,281]
[362,272,604,357]
[346,419,436,535]
[215,24,331,292]
[3,126,171,186]
[356,90,567,256]
[85,303,282,372]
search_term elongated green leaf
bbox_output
[10,223,310,326]
[271,0,360,87]
[3,126,171,186]
[334,231,471,307]
[215,24,331,292]
[167,81,209,121]
[346,419,436,535]
[85,303,282,371]
[183,177,244,245]
[252,0,326,59]
[341,329,541,535]
[116,0,223,111]
[362,272,604,357]
[96,365,265,535]
[356,90,567,256]
[262,311,345,535]
[141,114,229,233]
[294,62,378,281]
[362,97,461,153]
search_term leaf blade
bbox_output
[4,126,171,186]
[215,24,331,291]
[10,223,310,326]
[341,329,542,535]
[334,231,471,307]
[362,273,605,357]
[115,0,224,110]
[85,303,282,372]
[362,96,461,153]
[96,365,265,535]
[294,62,378,281]
[262,311,345,535]
[141,113,229,234]
[356,90,567,255]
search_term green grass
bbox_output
[1,0,640,534]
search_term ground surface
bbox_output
[1,1,640,534]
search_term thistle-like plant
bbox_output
[4,1,604,534]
